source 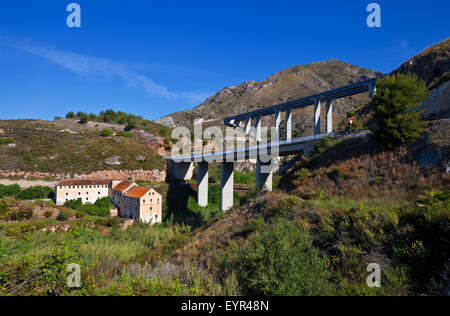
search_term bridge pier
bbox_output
[326,99,333,134]
[286,110,292,140]
[274,109,281,141]
[256,117,262,142]
[221,162,234,212]
[197,162,209,207]
[314,99,321,135]
[256,158,273,192]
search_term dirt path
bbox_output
[0,179,57,188]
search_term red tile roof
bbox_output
[112,181,135,192]
[123,186,151,199]
[57,179,110,187]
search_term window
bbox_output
[78,192,81,195]
[98,192,101,195]
[66,193,69,196]
[150,207,153,211]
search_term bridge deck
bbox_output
[223,77,379,126]
[165,133,333,163]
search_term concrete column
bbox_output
[255,117,262,142]
[369,83,376,98]
[256,158,273,192]
[314,98,321,135]
[274,110,281,142]
[197,162,209,207]
[245,117,252,135]
[325,99,333,134]
[220,162,234,212]
[286,110,292,140]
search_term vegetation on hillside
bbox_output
[0,184,53,200]
[0,120,165,173]
[65,109,171,137]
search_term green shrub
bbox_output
[234,171,254,185]
[116,131,135,138]
[100,128,113,137]
[23,153,33,163]
[247,217,265,232]
[57,209,73,221]
[237,220,334,296]
[314,137,332,154]
[0,137,14,145]
[64,199,110,217]
[370,74,429,148]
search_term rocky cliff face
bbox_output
[419,81,450,119]
[393,39,450,120]
[395,38,449,87]
[161,60,380,130]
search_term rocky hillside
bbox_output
[0,119,167,182]
[158,60,381,131]
[395,38,449,88]
[395,38,450,119]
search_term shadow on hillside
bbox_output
[165,180,202,227]
[307,134,387,170]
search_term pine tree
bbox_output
[370,74,429,148]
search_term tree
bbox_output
[79,114,89,124]
[66,112,75,119]
[370,74,429,148]
[237,220,334,296]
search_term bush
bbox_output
[64,199,110,217]
[237,220,334,296]
[100,128,113,137]
[95,197,113,208]
[57,209,73,221]
[314,137,332,155]
[0,137,14,145]
[370,74,429,148]
[116,131,135,138]
[247,217,265,233]
[17,186,54,200]
[234,171,254,185]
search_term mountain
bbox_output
[395,38,449,89]
[158,60,381,130]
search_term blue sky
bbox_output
[0,0,448,121]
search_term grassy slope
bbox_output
[0,120,165,173]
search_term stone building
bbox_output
[111,180,162,224]
[55,179,163,224]
[55,179,110,206]
[120,185,162,224]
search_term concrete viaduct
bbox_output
[165,78,378,212]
